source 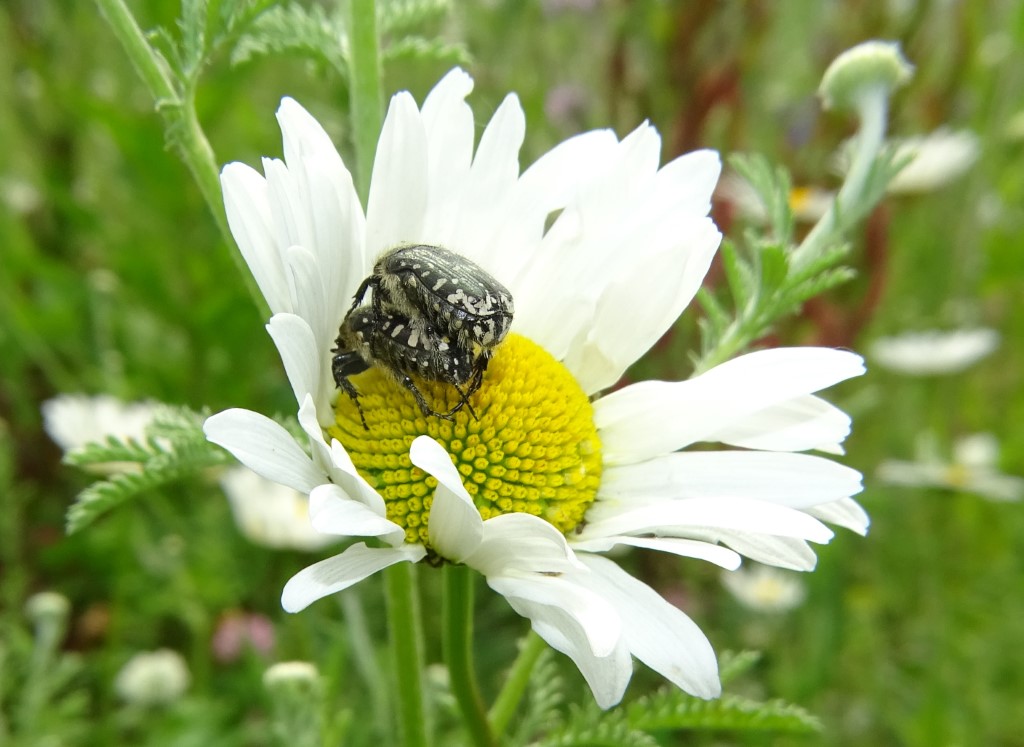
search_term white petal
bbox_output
[420,68,475,244]
[566,217,721,394]
[651,149,722,216]
[492,129,620,293]
[278,97,347,176]
[534,615,632,710]
[266,313,329,421]
[488,574,621,658]
[511,125,663,357]
[308,483,405,545]
[580,497,834,545]
[595,348,865,464]
[448,93,526,262]
[580,555,721,699]
[283,245,330,350]
[571,534,741,570]
[709,530,818,571]
[710,395,852,453]
[805,497,870,534]
[600,451,863,509]
[281,542,426,613]
[204,409,323,493]
[221,163,289,313]
[409,436,483,562]
[327,440,390,517]
[276,98,366,306]
[466,513,582,577]
[365,92,428,261]
[263,158,314,267]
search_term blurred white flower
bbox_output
[221,467,337,552]
[1,175,42,215]
[43,394,326,548]
[887,129,979,193]
[721,564,806,613]
[878,433,1024,502]
[115,649,190,706]
[42,394,158,453]
[834,128,979,194]
[263,660,320,689]
[25,591,71,627]
[868,328,999,375]
[716,172,833,224]
[206,67,867,709]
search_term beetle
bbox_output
[351,244,515,355]
[331,305,484,430]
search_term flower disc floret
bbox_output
[328,334,602,546]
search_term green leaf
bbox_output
[718,650,762,684]
[382,36,471,67]
[757,242,790,296]
[64,405,231,533]
[695,288,730,342]
[377,0,453,35]
[507,647,565,747]
[65,441,230,534]
[719,240,756,312]
[64,437,159,468]
[626,688,822,734]
[231,3,348,77]
[179,0,210,78]
[541,704,658,747]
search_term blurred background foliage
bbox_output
[2,0,1023,745]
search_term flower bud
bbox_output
[819,40,913,111]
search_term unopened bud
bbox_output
[819,40,913,111]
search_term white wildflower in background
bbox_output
[205,68,867,708]
[42,394,158,454]
[221,467,338,551]
[115,649,190,706]
[878,433,1024,502]
[834,128,979,194]
[43,394,326,548]
[716,171,834,224]
[886,129,980,194]
[721,564,806,614]
[263,660,320,689]
[868,328,999,375]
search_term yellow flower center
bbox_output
[328,334,602,547]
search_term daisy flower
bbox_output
[878,432,1024,502]
[204,68,867,708]
[869,327,999,375]
[721,564,807,614]
[221,467,339,552]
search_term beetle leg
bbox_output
[350,275,376,312]
[400,375,455,422]
[337,376,369,431]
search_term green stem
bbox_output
[345,0,384,204]
[791,89,888,271]
[384,563,428,747]
[489,631,547,736]
[338,590,390,738]
[93,0,267,316]
[443,565,497,747]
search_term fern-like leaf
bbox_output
[382,36,471,67]
[507,646,564,747]
[377,0,452,34]
[627,688,822,734]
[65,441,231,534]
[717,650,762,684]
[63,404,232,533]
[541,704,658,747]
[231,3,347,76]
